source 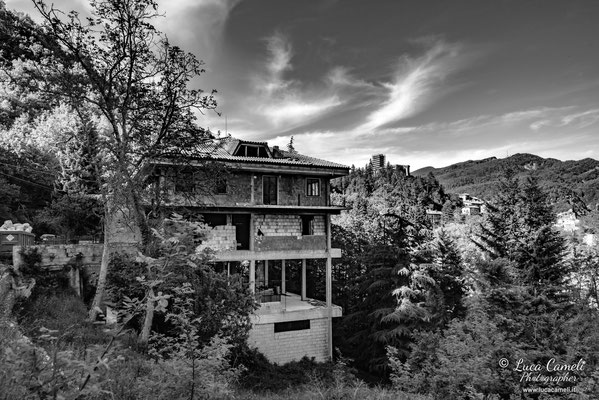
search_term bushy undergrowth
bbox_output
[230,345,431,400]
[232,345,335,392]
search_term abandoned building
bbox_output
[147,137,350,364]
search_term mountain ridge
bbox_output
[412,153,599,213]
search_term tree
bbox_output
[331,163,448,374]
[477,173,568,300]
[18,0,219,320]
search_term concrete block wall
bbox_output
[255,214,324,236]
[312,216,325,235]
[197,225,237,251]
[256,215,302,236]
[247,317,329,364]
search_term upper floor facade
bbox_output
[147,138,349,210]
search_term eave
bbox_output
[165,204,347,215]
[148,157,349,178]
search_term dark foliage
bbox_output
[232,345,336,393]
[331,161,457,375]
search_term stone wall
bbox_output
[247,317,329,364]
[12,244,136,270]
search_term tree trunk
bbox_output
[88,210,111,322]
[138,287,155,347]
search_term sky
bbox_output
[6,0,599,170]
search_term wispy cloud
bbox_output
[326,66,376,90]
[262,32,294,94]
[157,0,242,68]
[358,38,467,131]
[530,108,599,131]
[251,32,345,130]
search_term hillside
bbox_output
[412,153,599,213]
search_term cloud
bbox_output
[358,38,466,131]
[259,97,343,128]
[326,66,376,90]
[400,106,572,137]
[251,32,346,130]
[263,32,294,94]
[530,108,599,131]
[156,0,241,68]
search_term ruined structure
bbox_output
[147,137,349,363]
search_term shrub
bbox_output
[232,345,336,393]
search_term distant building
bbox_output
[461,205,481,216]
[370,154,410,176]
[555,209,579,232]
[371,154,386,172]
[425,210,443,226]
[459,193,485,216]
[459,193,484,206]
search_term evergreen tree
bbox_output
[332,163,449,374]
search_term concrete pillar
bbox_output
[326,214,333,360]
[249,260,255,293]
[265,260,269,286]
[281,259,286,294]
[301,259,307,300]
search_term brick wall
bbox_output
[247,317,329,364]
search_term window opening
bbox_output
[301,215,314,235]
[306,178,320,196]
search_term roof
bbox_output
[158,137,349,170]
